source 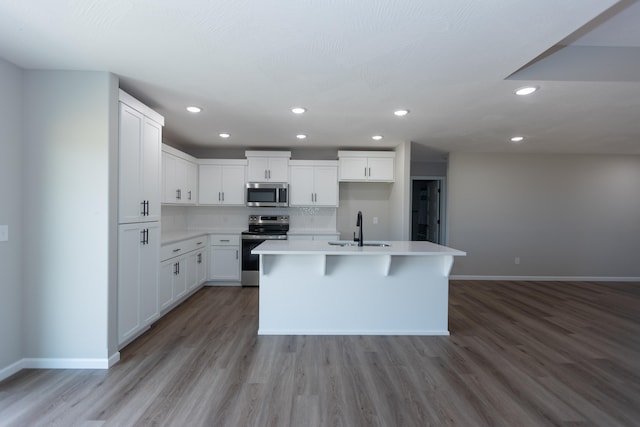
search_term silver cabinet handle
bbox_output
[172,248,181,253]
[364,167,367,177]
[197,241,203,245]
[188,190,192,200]
[220,239,230,242]
[236,250,238,259]
[222,192,225,202]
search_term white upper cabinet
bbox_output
[162,145,198,205]
[118,91,164,223]
[289,160,339,207]
[246,151,290,182]
[338,151,395,182]
[198,160,247,205]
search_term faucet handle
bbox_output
[353,231,359,242]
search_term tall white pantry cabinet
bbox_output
[117,90,164,347]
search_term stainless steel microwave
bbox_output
[246,182,289,207]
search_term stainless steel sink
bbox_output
[328,241,358,247]
[328,241,391,247]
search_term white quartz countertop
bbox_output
[161,228,245,245]
[252,240,466,256]
[287,229,339,235]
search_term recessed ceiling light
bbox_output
[296,134,307,140]
[394,109,409,116]
[510,136,525,143]
[372,135,383,141]
[291,107,307,114]
[186,106,202,113]
[219,133,230,138]
[514,86,537,96]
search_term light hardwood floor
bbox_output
[1,281,639,426]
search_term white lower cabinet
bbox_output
[209,234,241,282]
[159,235,208,313]
[118,222,160,347]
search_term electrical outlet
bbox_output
[0,225,8,242]
[514,257,520,265]
[373,217,378,224]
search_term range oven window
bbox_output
[242,239,263,271]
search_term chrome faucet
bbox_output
[355,211,364,247]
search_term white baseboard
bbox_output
[258,329,450,336]
[0,359,26,382]
[108,352,121,367]
[21,357,113,370]
[0,355,117,383]
[450,275,640,282]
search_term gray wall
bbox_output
[22,71,118,360]
[0,58,24,372]
[448,152,640,278]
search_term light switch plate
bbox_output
[0,225,8,242]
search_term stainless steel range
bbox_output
[241,215,289,286]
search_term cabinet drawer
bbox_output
[161,236,208,261]
[209,234,240,246]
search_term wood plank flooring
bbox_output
[1,280,639,426]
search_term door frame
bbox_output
[410,176,447,245]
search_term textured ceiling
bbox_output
[0,0,638,156]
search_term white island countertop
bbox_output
[253,239,466,256]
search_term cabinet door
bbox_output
[368,157,394,181]
[267,157,289,182]
[221,165,246,205]
[196,250,208,285]
[119,104,144,223]
[118,224,142,344]
[247,157,269,182]
[140,224,160,325]
[185,250,199,291]
[198,165,223,204]
[159,259,174,312]
[141,118,162,219]
[313,166,339,206]
[289,166,315,206]
[173,259,187,300]
[338,157,368,181]
[184,160,198,204]
[209,246,240,280]
[162,152,181,203]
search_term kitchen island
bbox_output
[253,240,466,336]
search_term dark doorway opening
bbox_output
[411,179,443,244]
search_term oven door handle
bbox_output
[241,235,288,240]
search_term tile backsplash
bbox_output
[161,205,337,232]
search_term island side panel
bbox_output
[258,253,451,335]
